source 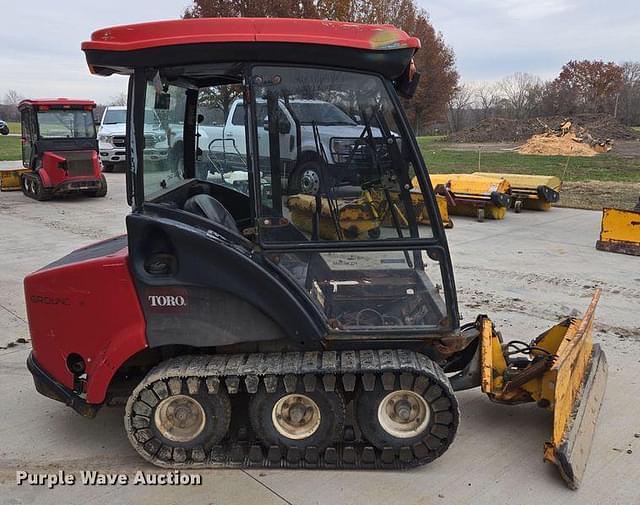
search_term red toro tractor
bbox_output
[19,98,107,200]
[24,18,606,489]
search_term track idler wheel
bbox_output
[356,371,458,462]
[249,383,345,452]
[125,375,231,466]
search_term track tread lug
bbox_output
[225,376,240,394]
[173,447,187,463]
[413,375,430,395]
[321,351,338,372]
[206,376,220,394]
[303,374,317,392]
[134,428,153,444]
[343,446,356,465]
[131,415,150,429]
[424,384,443,402]
[245,375,259,394]
[301,351,322,373]
[230,445,245,464]
[284,374,297,393]
[362,373,376,392]
[431,424,450,439]
[168,377,182,396]
[432,396,451,412]
[399,446,413,463]
[362,446,376,465]
[342,373,356,392]
[322,374,336,392]
[381,372,396,391]
[324,447,338,466]
[191,446,206,462]
[412,441,429,460]
[157,445,173,462]
[267,445,281,463]
[424,435,443,450]
[434,411,454,424]
[400,372,414,391]
[211,445,225,463]
[143,438,161,456]
[133,401,152,417]
[186,377,201,395]
[263,375,278,393]
[249,445,263,463]
[152,380,169,399]
[305,446,319,465]
[287,447,301,464]
[340,350,358,372]
[381,446,395,464]
[139,389,158,407]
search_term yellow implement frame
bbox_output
[473,172,561,212]
[596,207,640,256]
[480,289,607,489]
[0,168,29,191]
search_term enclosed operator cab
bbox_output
[18,98,107,200]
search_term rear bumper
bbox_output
[26,352,100,418]
[52,178,102,194]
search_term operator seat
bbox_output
[183,194,239,233]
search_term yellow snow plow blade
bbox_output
[472,172,561,211]
[0,168,29,191]
[596,207,640,256]
[419,174,511,220]
[480,289,607,489]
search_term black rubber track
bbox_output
[124,350,460,469]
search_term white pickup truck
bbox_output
[173,98,383,194]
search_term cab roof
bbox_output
[82,18,420,80]
[19,98,96,109]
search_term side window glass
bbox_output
[142,81,187,198]
[196,84,248,194]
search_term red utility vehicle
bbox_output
[19,98,107,200]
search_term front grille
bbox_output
[58,151,96,177]
[112,136,126,147]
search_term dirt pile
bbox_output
[517,133,599,156]
[448,114,639,143]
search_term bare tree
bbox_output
[498,72,542,119]
[447,83,474,132]
[619,61,640,126]
[109,92,128,106]
[4,89,23,105]
[475,82,500,119]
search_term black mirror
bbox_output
[154,92,171,110]
[395,59,421,99]
[197,113,204,124]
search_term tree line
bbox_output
[447,60,640,133]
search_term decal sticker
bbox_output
[145,287,189,314]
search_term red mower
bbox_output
[19,98,107,200]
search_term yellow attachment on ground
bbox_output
[480,289,607,489]
[596,207,640,256]
[473,172,561,211]
[415,174,511,221]
[368,189,453,229]
[0,168,29,191]
[287,194,380,240]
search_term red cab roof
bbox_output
[19,98,96,109]
[82,17,420,52]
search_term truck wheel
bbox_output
[249,383,345,451]
[102,162,114,173]
[125,374,231,465]
[290,161,322,195]
[355,368,458,460]
[0,126,8,135]
[92,174,108,197]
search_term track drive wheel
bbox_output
[249,383,345,451]
[92,174,108,197]
[22,173,51,201]
[356,368,458,462]
[125,373,231,466]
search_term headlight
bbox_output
[98,134,111,143]
[330,138,358,163]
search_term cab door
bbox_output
[21,108,34,168]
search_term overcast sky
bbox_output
[1,0,638,104]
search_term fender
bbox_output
[25,245,147,404]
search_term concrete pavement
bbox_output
[0,173,638,504]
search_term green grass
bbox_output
[632,126,640,133]
[0,136,21,161]
[417,136,640,182]
[4,122,21,134]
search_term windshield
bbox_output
[103,109,126,124]
[37,110,95,139]
[289,102,356,126]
